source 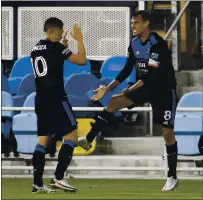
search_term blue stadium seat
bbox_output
[13,92,37,153]
[63,59,91,84]
[21,92,36,113]
[99,56,137,96]
[100,56,129,89]
[68,95,95,118]
[174,92,203,155]
[65,73,99,118]
[64,73,98,97]
[2,91,14,139]
[100,56,128,78]
[13,74,36,107]
[2,71,10,93]
[8,56,33,95]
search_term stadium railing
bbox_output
[2,106,203,176]
[1,106,203,136]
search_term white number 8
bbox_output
[31,56,48,78]
[164,110,171,121]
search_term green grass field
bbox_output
[2,178,203,199]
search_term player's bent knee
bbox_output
[108,96,133,112]
[63,129,78,143]
[37,136,49,147]
[107,98,120,112]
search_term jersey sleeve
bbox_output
[148,40,170,68]
[55,43,73,60]
[140,40,170,85]
[115,43,136,83]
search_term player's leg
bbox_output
[78,86,149,149]
[50,129,77,192]
[49,97,78,192]
[87,95,134,141]
[32,135,56,193]
[162,89,178,191]
[151,89,178,191]
[32,96,56,193]
[77,95,135,149]
[162,126,178,192]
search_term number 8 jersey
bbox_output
[31,39,72,96]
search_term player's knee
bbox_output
[163,128,175,143]
[63,129,78,143]
[107,98,118,112]
[107,97,123,112]
[37,136,49,147]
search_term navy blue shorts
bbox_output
[35,94,77,136]
[125,86,177,128]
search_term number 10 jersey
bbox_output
[31,39,72,97]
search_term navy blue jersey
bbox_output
[116,32,177,90]
[31,39,72,96]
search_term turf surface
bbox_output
[2,178,203,199]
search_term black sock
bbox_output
[32,144,46,187]
[166,141,178,179]
[54,140,76,180]
[86,109,114,143]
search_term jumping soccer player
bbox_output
[31,17,86,193]
[78,11,179,191]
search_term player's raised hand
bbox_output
[91,88,107,101]
[61,31,68,48]
[70,24,83,42]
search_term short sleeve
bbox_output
[55,43,73,60]
[148,41,170,68]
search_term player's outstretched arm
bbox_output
[91,80,120,101]
[91,44,135,101]
[68,24,86,65]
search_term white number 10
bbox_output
[31,56,48,78]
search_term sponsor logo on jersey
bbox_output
[62,48,71,55]
[148,58,160,68]
[137,62,146,69]
[137,61,148,74]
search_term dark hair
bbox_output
[132,10,152,27]
[44,17,63,32]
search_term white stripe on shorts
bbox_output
[62,101,76,126]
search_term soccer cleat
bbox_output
[50,178,77,192]
[32,184,56,193]
[162,177,179,191]
[77,137,92,150]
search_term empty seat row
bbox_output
[7,55,136,96]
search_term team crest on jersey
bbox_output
[136,51,139,55]
[151,52,159,60]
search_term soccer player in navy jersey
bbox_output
[31,17,86,193]
[78,11,179,191]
